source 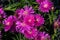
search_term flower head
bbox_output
[35,14,44,26]
[24,28,38,39]
[16,21,31,34]
[0,8,4,14]
[36,0,45,4]
[23,6,34,14]
[3,15,15,32]
[40,32,50,40]
[0,8,6,19]
[34,32,51,40]
[54,15,60,28]
[39,0,53,12]
[23,14,35,26]
[15,6,34,18]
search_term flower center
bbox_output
[23,11,28,15]
[21,23,26,27]
[6,22,10,25]
[28,19,31,22]
[36,19,39,22]
[28,31,32,34]
[41,36,45,40]
[44,4,48,8]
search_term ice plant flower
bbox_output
[15,6,34,17]
[23,14,35,26]
[0,8,6,19]
[16,21,31,34]
[40,32,50,40]
[54,21,59,28]
[3,15,14,32]
[34,32,51,40]
[24,28,38,39]
[36,0,45,4]
[0,8,4,14]
[39,0,53,12]
[35,14,44,26]
[54,16,60,28]
[23,6,34,14]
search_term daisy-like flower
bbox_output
[15,6,34,18]
[23,6,34,14]
[16,21,31,34]
[54,15,60,28]
[0,8,6,19]
[34,32,51,40]
[24,28,38,39]
[36,0,45,4]
[0,8,4,14]
[23,14,35,26]
[39,0,53,12]
[40,32,51,40]
[3,15,15,32]
[35,14,44,27]
[54,20,59,28]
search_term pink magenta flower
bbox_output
[0,8,6,18]
[36,0,45,4]
[3,15,15,32]
[16,21,31,34]
[15,6,34,17]
[0,8,4,14]
[23,14,35,26]
[24,28,38,39]
[40,32,51,40]
[39,0,53,12]
[35,14,44,27]
[34,32,51,40]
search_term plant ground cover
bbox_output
[0,0,60,40]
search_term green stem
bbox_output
[48,14,52,24]
[52,29,57,40]
[23,37,26,40]
[25,0,31,6]
[18,33,22,40]
[48,11,54,24]
[51,11,54,21]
